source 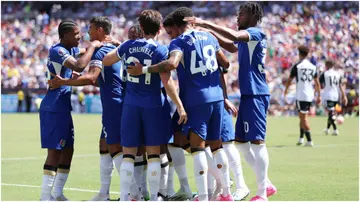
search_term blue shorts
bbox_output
[100,126,106,139]
[101,104,123,145]
[121,103,172,147]
[221,109,235,142]
[235,95,269,142]
[40,111,74,150]
[183,101,224,141]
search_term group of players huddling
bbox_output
[39,2,346,202]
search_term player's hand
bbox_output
[47,72,64,90]
[104,36,121,46]
[90,40,103,48]
[72,72,81,79]
[224,98,238,117]
[316,96,322,105]
[177,107,188,125]
[127,62,144,76]
[343,96,348,106]
[183,17,207,27]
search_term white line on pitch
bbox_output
[1,183,120,194]
[2,154,98,161]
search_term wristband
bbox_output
[142,66,149,74]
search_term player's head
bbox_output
[237,2,264,30]
[325,60,334,69]
[138,9,163,36]
[89,16,112,41]
[58,20,80,47]
[172,7,194,33]
[163,12,180,39]
[298,45,309,59]
[128,24,144,40]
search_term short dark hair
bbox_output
[58,20,77,39]
[163,12,174,27]
[138,9,163,35]
[128,24,144,40]
[172,7,194,27]
[325,60,334,68]
[239,2,264,24]
[90,16,112,35]
[298,45,310,57]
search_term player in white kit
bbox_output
[284,45,321,147]
[319,60,348,136]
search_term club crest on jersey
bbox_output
[60,139,66,147]
[58,48,67,57]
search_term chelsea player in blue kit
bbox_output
[40,20,102,201]
[48,17,125,201]
[103,10,187,201]
[128,7,233,201]
[185,2,277,201]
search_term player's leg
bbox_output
[120,105,142,201]
[131,146,146,200]
[141,153,150,200]
[221,109,249,200]
[299,102,313,146]
[328,101,339,135]
[296,101,305,145]
[40,111,61,201]
[158,145,170,199]
[166,150,176,198]
[51,112,75,201]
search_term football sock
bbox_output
[223,143,248,190]
[120,154,135,201]
[52,164,70,198]
[147,155,161,201]
[40,164,56,201]
[159,153,169,196]
[99,151,113,195]
[250,144,269,199]
[192,148,208,201]
[212,148,231,197]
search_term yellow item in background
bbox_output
[17,90,24,101]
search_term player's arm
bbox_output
[216,49,230,69]
[79,48,86,54]
[219,68,238,117]
[184,17,250,42]
[48,67,101,88]
[160,72,188,124]
[63,40,102,73]
[103,48,121,66]
[127,51,183,76]
[340,77,348,106]
[201,27,238,53]
[314,70,321,104]
[284,65,297,97]
[319,73,325,89]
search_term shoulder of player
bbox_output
[50,44,70,58]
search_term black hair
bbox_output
[325,60,334,68]
[239,2,264,24]
[298,45,310,57]
[138,9,163,35]
[90,16,112,35]
[172,7,194,27]
[128,24,144,40]
[58,20,77,39]
[163,12,175,27]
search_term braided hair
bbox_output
[58,20,77,39]
[239,2,264,24]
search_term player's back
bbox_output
[117,38,168,108]
[91,43,125,111]
[291,59,318,102]
[321,69,342,101]
[40,43,80,112]
[169,30,223,108]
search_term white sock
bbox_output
[212,149,231,197]
[159,154,169,196]
[112,153,123,176]
[250,144,269,199]
[99,153,113,195]
[223,143,248,191]
[40,170,56,200]
[167,162,175,196]
[120,156,135,201]
[147,157,161,201]
[134,155,144,193]
[52,169,69,198]
[205,147,222,185]
[141,164,149,197]
[207,172,215,195]
[193,150,208,201]
[169,146,191,193]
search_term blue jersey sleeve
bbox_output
[117,40,130,60]
[71,47,81,58]
[90,48,104,69]
[245,27,263,41]
[154,45,169,64]
[209,33,220,52]
[51,46,72,66]
[169,39,183,54]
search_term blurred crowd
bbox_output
[1,1,359,115]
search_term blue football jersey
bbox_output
[116,38,168,108]
[90,43,125,111]
[169,30,223,108]
[40,43,80,112]
[236,27,269,95]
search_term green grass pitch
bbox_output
[1,114,359,201]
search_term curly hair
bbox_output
[239,2,264,24]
